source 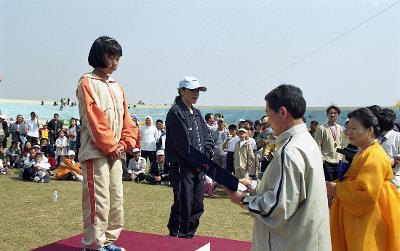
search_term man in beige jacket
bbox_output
[314,105,343,181]
[224,84,331,251]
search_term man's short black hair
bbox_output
[376,108,397,132]
[326,105,341,115]
[264,84,306,119]
[156,119,164,124]
[228,124,237,131]
[88,36,122,68]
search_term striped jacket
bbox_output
[76,72,139,162]
[242,124,331,251]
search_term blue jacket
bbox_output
[165,98,214,167]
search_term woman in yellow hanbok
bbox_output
[326,107,400,251]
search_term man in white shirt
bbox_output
[140,116,158,164]
[127,148,146,182]
[224,84,331,251]
[26,112,40,145]
[205,113,217,131]
[155,119,166,151]
[377,108,400,188]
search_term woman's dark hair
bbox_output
[88,36,122,68]
[347,107,380,137]
[174,88,186,104]
[264,84,306,119]
[326,105,341,115]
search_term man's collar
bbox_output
[276,123,307,145]
[177,99,198,116]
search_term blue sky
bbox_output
[1,0,399,106]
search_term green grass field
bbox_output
[0,169,253,250]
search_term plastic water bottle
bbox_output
[52,191,58,202]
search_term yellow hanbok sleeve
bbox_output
[336,149,390,216]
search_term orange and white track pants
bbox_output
[81,157,124,250]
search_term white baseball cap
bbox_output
[67,150,76,156]
[178,76,207,91]
[132,148,140,153]
[156,150,165,156]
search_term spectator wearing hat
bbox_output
[166,76,214,238]
[126,148,146,182]
[146,150,170,185]
[32,150,51,183]
[233,128,255,180]
[55,150,82,181]
[211,118,228,169]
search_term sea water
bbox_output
[0,102,352,126]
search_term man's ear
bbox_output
[280,106,288,117]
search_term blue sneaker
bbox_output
[103,243,126,251]
[82,247,108,251]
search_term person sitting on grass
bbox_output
[20,148,37,180]
[146,150,170,185]
[22,141,33,155]
[6,140,22,168]
[32,151,51,183]
[40,138,54,158]
[55,150,82,182]
[126,148,146,182]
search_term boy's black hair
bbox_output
[228,124,237,131]
[264,84,306,119]
[326,105,341,115]
[156,119,164,124]
[88,36,122,68]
